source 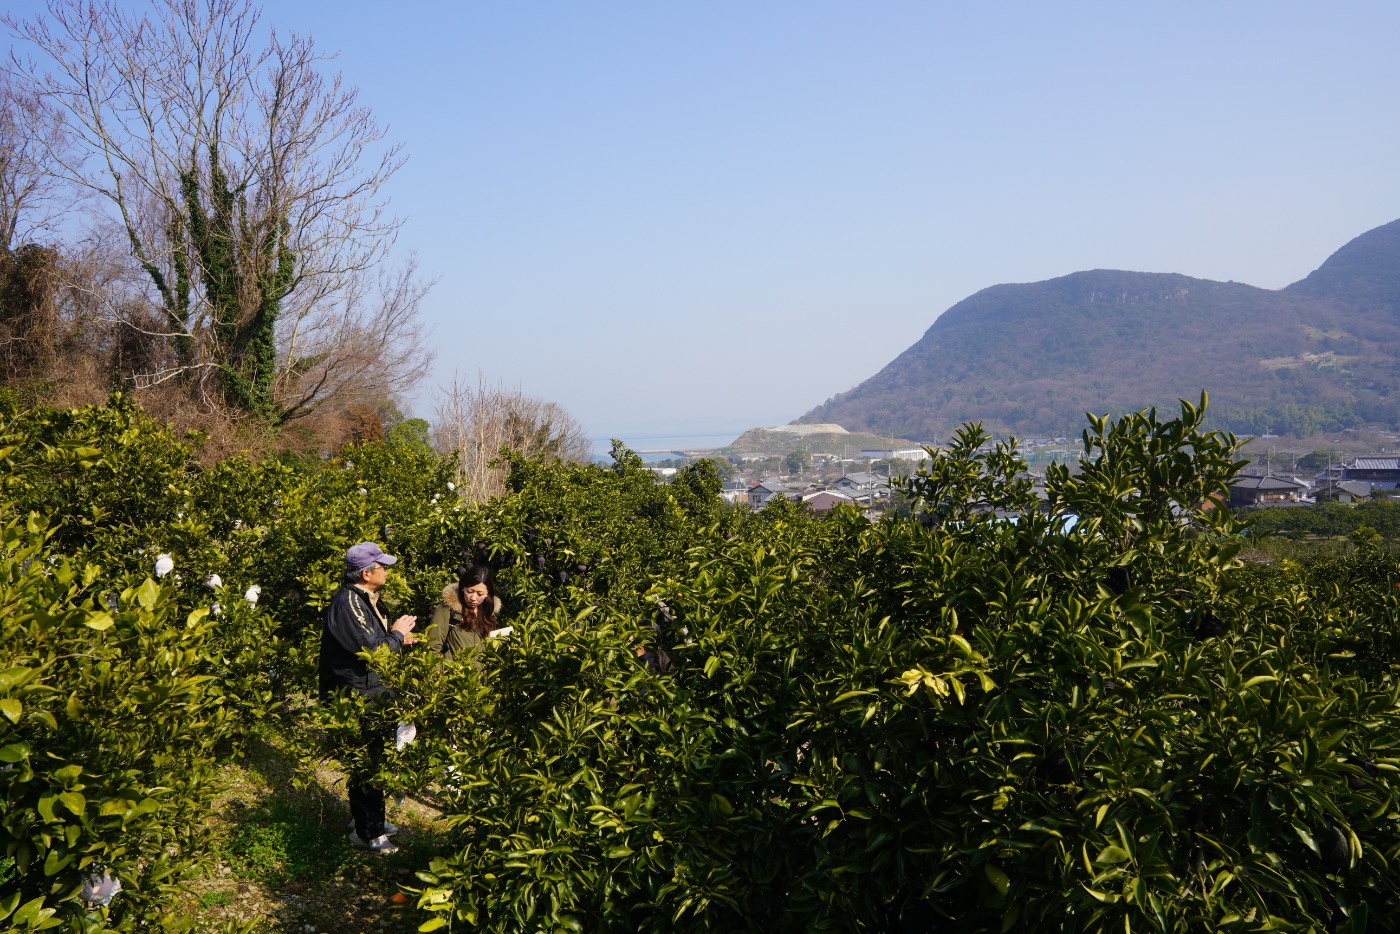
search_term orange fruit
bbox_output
[390,892,409,905]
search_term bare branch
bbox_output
[431,374,593,502]
[4,0,424,420]
[0,72,78,248]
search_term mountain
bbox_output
[720,424,920,457]
[1286,219,1400,310]
[798,219,1400,439]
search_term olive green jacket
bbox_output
[425,584,500,664]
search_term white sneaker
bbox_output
[347,830,399,854]
[346,819,398,835]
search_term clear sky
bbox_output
[10,2,1400,438]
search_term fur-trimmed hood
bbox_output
[440,583,501,617]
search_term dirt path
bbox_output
[179,732,451,933]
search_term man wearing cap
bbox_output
[319,541,418,854]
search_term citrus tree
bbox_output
[379,398,1400,931]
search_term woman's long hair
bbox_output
[455,564,497,638]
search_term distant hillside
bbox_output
[722,426,920,457]
[799,219,1400,439]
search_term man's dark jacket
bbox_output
[318,584,407,699]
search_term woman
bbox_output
[426,564,501,663]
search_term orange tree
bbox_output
[371,398,1400,932]
[6,391,1400,931]
[0,406,240,931]
[0,393,468,929]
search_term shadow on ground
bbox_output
[181,728,454,933]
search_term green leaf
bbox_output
[99,799,131,817]
[1097,845,1132,864]
[948,675,966,704]
[0,698,20,723]
[605,846,634,858]
[0,742,30,763]
[984,863,1011,895]
[418,919,448,932]
[58,792,85,817]
[0,668,36,691]
[42,848,72,877]
[136,579,159,609]
[12,896,48,926]
[83,612,114,632]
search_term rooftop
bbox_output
[1348,456,1400,470]
[1230,476,1306,491]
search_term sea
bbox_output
[587,431,744,463]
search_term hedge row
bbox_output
[4,394,1400,931]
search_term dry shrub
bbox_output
[432,373,592,502]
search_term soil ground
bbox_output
[177,730,449,933]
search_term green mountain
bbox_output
[720,425,920,457]
[798,219,1400,440]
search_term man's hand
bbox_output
[392,614,418,644]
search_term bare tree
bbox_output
[0,73,77,384]
[273,257,435,421]
[5,0,430,420]
[432,374,593,502]
[0,217,163,393]
[0,73,74,250]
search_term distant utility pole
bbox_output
[1327,450,1345,478]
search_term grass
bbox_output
[179,727,451,933]
[222,797,350,887]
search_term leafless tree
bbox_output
[432,374,594,502]
[4,0,430,420]
[274,256,435,422]
[0,74,75,384]
[0,73,75,250]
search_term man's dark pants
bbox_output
[348,713,390,841]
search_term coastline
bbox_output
[587,431,743,462]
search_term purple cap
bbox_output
[346,542,397,572]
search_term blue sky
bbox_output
[10,2,1400,439]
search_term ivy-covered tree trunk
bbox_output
[0,243,61,385]
[8,0,430,427]
[175,144,296,419]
